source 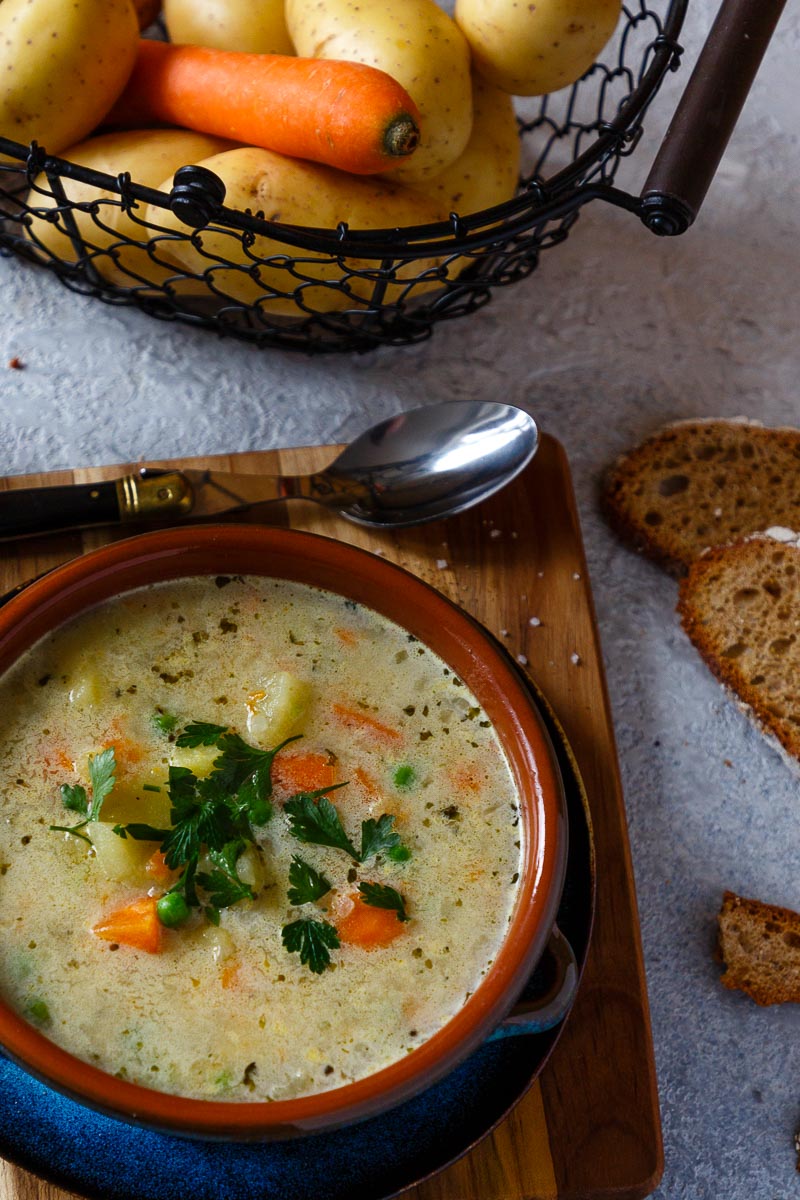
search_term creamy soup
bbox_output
[0,576,522,1102]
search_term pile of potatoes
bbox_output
[4,0,622,315]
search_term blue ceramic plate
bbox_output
[0,685,593,1200]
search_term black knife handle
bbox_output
[0,471,195,541]
[0,480,122,539]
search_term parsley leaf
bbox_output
[87,748,117,820]
[175,721,229,748]
[59,783,88,815]
[287,855,331,905]
[358,881,409,922]
[284,790,358,860]
[359,814,402,862]
[51,747,117,842]
[195,868,254,911]
[282,918,340,974]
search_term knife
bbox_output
[0,466,362,541]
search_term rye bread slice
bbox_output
[677,530,800,763]
[717,890,800,1006]
[602,420,800,575]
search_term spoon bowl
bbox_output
[322,401,539,527]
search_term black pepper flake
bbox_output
[214,696,228,705]
[419,731,433,741]
[441,805,460,821]
[20,835,31,845]
[242,1062,258,1090]
[192,631,209,644]
[108,943,120,952]
[219,618,238,634]
[324,1065,334,1076]
[347,867,358,883]
[215,576,234,588]
[403,705,416,716]
[37,674,52,687]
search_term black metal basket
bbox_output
[0,0,784,353]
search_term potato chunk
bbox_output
[246,672,311,746]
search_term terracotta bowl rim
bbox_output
[0,525,567,1139]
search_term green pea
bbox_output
[393,764,416,790]
[157,892,190,928]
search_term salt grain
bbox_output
[528,617,541,627]
[516,654,528,666]
[572,572,581,581]
[570,652,581,666]
[436,559,448,570]
[490,529,502,540]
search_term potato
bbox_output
[246,671,311,746]
[0,0,139,159]
[88,821,152,884]
[286,0,473,183]
[145,146,444,316]
[168,742,219,778]
[25,129,234,289]
[100,778,172,825]
[455,0,622,96]
[163,0,293,55]
[414,76,520,218]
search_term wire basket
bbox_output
[0,0,781,353]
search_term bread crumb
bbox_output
[528,617,541,627]
[435,559,448,570]
[570,652,581,665]
[537,571,544,579]
[516,654,528,666]
[490,529,502,540]
[7,357,23,370]
[511,531,518,539]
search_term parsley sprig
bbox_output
[358,881,409,922]
[50,747,117,845]
[281,919,340,975]
[284,793,407,864]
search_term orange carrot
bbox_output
[331,704,402,744]
[220,962,240,989]
[108,40,421,176]
[335,893,406,949]
[92,896,162,954]
[145,850,179,887]
[273,752,337,795]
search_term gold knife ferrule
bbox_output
[116,471,195,522]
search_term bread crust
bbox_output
[678,532,800,762]
[718,890,800,1006]
[602,419,800,576]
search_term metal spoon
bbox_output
[0,401,539,540]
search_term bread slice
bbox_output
[602,419,800,575]
[678,529,800,762]
[717,890,800,1005]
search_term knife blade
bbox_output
[0,465,346,541]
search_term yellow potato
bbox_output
[455,0,622,96]
[414,76,520,218]
[412,75,520,285]
[0,0,139,158]
[163,0,293,55]
[286,0,473,184]
[25,129,234,288]
[144,146,445,316]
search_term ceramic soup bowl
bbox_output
[0,525,572,1139]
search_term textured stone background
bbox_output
[1,0,799,1195]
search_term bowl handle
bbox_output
[638,0,789,235]
[487,924,579,1040]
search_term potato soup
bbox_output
[0,576,522,1102]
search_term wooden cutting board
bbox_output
[0,433,662,1200]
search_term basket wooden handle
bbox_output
[640,0,789,234]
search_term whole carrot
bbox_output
[108,40,421,175]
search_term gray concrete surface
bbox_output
[1,0,799,1195]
